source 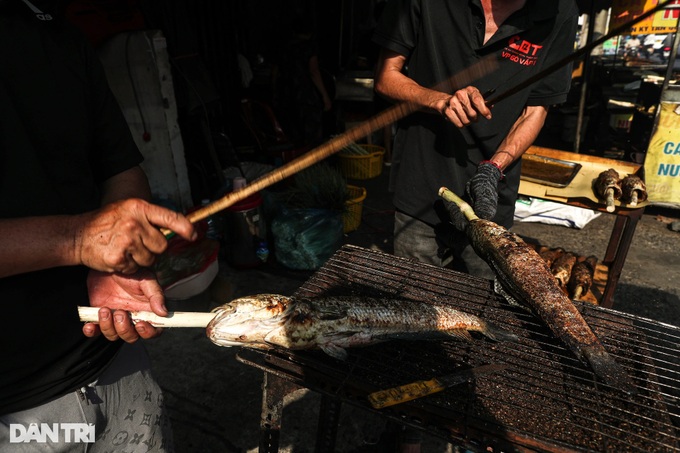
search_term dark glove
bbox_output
[444,161,502,232]
[444,199,468,232]
[466,161,502,220]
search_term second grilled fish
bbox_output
[440,187,635,394]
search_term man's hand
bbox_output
[444,199,468,232]
[82,269,167,342]
[75,198,196,275]
[441,86,492,128]
[445,162,502,231]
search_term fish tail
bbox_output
[480,321,519,343]
[581,345,637,395]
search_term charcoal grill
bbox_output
[237,244,680,452]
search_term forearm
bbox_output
[375,73,450,115]
[374,50,449,115]
[0,216,81,277]
[488,105,548,171]
[0,167,155,278]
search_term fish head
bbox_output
[206,294,291,348]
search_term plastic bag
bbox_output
[514,197,601,229]
[271,208,343,270]
[152,216,219,289]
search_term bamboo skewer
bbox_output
[164,103,413,236]
[603,188,617,213]
[78,306,214,327]
[438,187,478,222]
[161,58,498,237]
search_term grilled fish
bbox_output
[468,220,634,393]
[568,255,598,301]
[206,294,518,360]
[593,168,622,212]
[551,251,577,293]
[440,187,635,394]
[620,174,647,207]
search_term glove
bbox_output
[444,161,502,232]
[444,198,468,232]
[466,161,502,220]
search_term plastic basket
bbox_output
[343,185,367,233]
[338,145,385,180]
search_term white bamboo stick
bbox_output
[78,306,214,328]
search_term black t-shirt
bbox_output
[0,12,143,414]
[373,0,578,227]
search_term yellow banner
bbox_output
[644,102,680,203]
[610,0,679,35]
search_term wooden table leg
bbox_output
[600,207,644,308]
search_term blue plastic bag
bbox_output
[271,208,343,270]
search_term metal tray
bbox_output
[520,154,582,188]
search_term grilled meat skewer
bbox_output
[439,187,635,394]
[620,174,647,207]
[593,168,622,212]
[568,255,598,301]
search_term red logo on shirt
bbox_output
[501,35,543,66]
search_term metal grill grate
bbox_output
[241,244,680,452]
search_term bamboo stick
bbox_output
[604,188,616,213]
[161,58,498,237]
[438,187,478,222]
[78,306,214,328]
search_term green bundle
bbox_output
[339,142,370,155]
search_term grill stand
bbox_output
[252,355,344,453]
[246,354,345,453]
[238,349,521,453]
[259,372,287,453]
[316,395,342,452]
